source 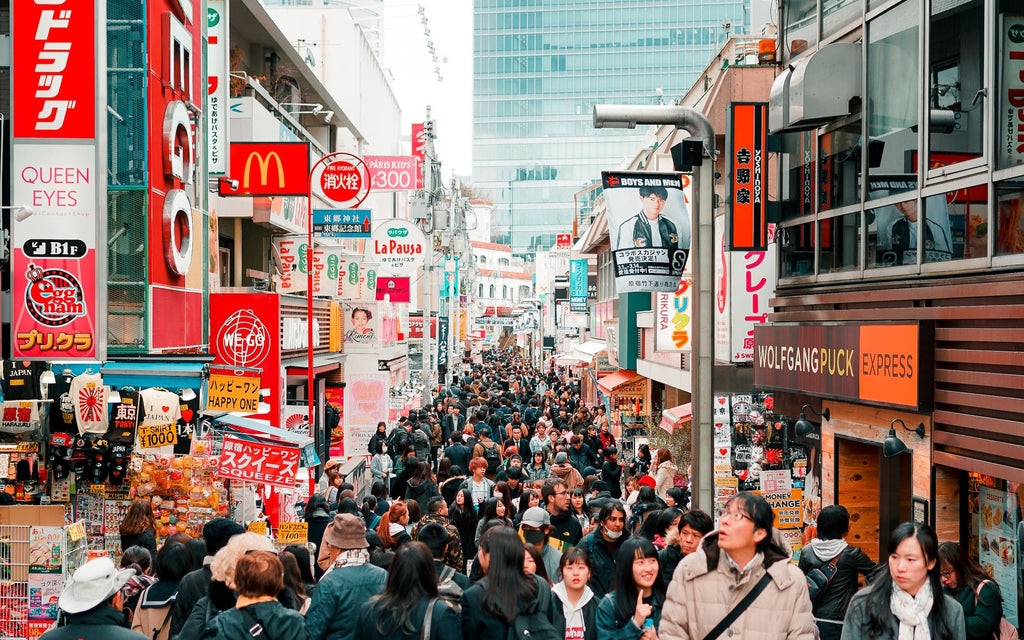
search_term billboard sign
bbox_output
[728,103,769,250]
[210,293,281,426]
[220,142,310,196]
[366,156,421,191]
[366,218,428,275]
[312,209,371,238]
[570,259,588,312]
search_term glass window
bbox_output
[867,201,909,268]
[867,1,919,200]
[996,178,1024,255]
[819,212,860,273]
[780,222,816,276]
[820,122,861,211]
[781,0,816,57]
[778,130,816,222]
[997,3,1024,170]
[928,0,983,171]
[924,185,987,263]
[823,0,861,41]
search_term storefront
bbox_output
[597,370,650,439]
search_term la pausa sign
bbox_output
[366,219,427,276]
[752,323,934,411]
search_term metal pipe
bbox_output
[593,104,716,157]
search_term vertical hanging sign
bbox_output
[728,103,768,251]
[11,0,104,359]
[207,0,229,175]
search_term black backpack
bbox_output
[806,549,844,602]
[508,577,560,640]
[482,442,501,475]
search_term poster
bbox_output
[979,486,1019,626]
[343,301,379,351]
[216,437,300,489]
[324,384,344,457]
[867,179,953,265]
[654,276,693,352]
[343,373,388,457]
[601,171,690,293]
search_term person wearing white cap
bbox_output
[41,556,149,640]
[520,506,563,581]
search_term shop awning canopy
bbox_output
[98,361,208,390]
[598,369,642,394]
[661,402,692,427]
[554,353,588,366]
[210,413,319,468]
[573,340,607,359]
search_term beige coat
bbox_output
[660,533,815,640]
[653,460,678,499]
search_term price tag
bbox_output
[67,522,86,542]
[138,423,178,449]
[247,520,268,535]
[278,522,308,544]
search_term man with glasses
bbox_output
[543,477,583,549]
[660,492,815,640]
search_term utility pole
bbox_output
[420,108,435,407]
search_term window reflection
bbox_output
[923,187,985,263]
[996,179,1024,255]
[820,212,861,273]
[820,123,861,211]
[780,222,816,276]
[779,131,816,222]
[928,0,983,170]
[782,0,816,57]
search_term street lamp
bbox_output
[592,104,717,512]
[794,404,831,437]
[883,418,926,458]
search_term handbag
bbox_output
[421,597,439,640]
[806,550,844,602]
[703,573,773,640]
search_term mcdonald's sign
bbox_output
[220,142,310,196]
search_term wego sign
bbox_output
[220,142,311,197]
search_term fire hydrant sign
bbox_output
[217,436,300,489]
[317,154,370,209]
[206,373,261,413]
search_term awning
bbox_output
[598,369,642,394]
[554,353,588,366]
[283,353,345,377]
[100,361,207,390]
[659,403,692,434]
[574,340,607,358]
[577,210,609,254]
[210,413,319,467]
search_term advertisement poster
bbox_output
[325,384,344,457]
[1000,15,1024,169]
[338,255,378,301]
[210,293,281,426]
[344,373,388,456]
[654,276,693,352]
[714,216,731,362]
[601,171,690,293]
[729,228,776,363]
[217,436,300,489]
[343,301,379,351]
[283,404,309,437]
[570,259,588,312]
[978,486,1019,626]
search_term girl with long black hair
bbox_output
[355,541,461,640]
[595,537,666,640]
[449,488,478,572]
[938,541,1002,640]
[841,522,965,640]
[475,497,513,545]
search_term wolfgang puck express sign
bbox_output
[753,323,933,411]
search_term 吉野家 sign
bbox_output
[217,436,301,489]
[752,322,934,411]
[220,142,310,196]
[313,209,372,238]
[728,103,769,251]
[206,373,261,413]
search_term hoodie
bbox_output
[201,600,308,640]
[552,581,598,640]
[550,462,583,491]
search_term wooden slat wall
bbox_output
[769,272,1024,480]
[280,296,334,359]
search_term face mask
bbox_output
[381,445,388,453]
[523,529,547,545]
[604,527,623,540]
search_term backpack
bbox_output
[507,577,561,640]
[975,581,1018,640]
[482,442,501,475]
[437,565,463,614]
[805,550,842,602]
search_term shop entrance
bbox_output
[835,437,912,562]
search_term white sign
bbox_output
[714,216,732,362]
[1000,15,1024,169]
[365,219,427,276]
[274,236,306,294]
[207,0,229,174]
[654,276,693,353]
[338,255,378,301]
[712,219,777,363]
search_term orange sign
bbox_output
[220,142,310,196]
[858,324,919,407]
[728,103,768,250]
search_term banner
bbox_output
[437,318,450,367]
[339,255,378,301]
[343,373,388,456]
[274,236,307,294]
[569,259,588,312]
[714,216,732,362]
[714,218,778,363]
[654,277,693,352]
[312,209,371,238]
[601,172,690,293]
[1000,15,1024,169]
[377,276,411,303]
[207,0,229,174]
[311,247,342,297]
[728,103,768,250]
[217,436,300,488]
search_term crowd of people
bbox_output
[42,350,993,640]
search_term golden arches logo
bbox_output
[242,151,285,188]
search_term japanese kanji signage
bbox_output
[207,0,229,175]
[728,103,768,251]
[411,124,426,190]
[366,218,428,276]
[365,156,421,191]
[315,154,370,208]
[569,259,588,312]
[556,234,573,251]
[278,522,308,544]
[210,293,282,427]
[206,373,261,413]
[217,436,300,489]
[313,209,372,238]
[138,423,178,449]
[376,277,411,303]
[601,171,691,294]
[714,217,778,363]
[220,142,310,197]
[11,0,103,360]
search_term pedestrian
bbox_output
[659,492,815,640]
[520,506,564,581]
[41,556,148,640]
[370,440,394,492]
[278,550,311,613]
[319,460,342,495]
[378,501,411,550]
[131,542,191,640]
[405,461,439,517]
[601,447,624,500]
[627,484,663,535]
[636,509,682,549]
[543,478,583,549]
[368,422,389,458]
[798,505,878,640]
[410,495,465,573]
[304,495,333,576]
[472,427,504,479]
[170,518,245,636]
[550,452,584,491]
[525,543,552,584]
[595,537,666,639]
[841,522,965,640]
[119,546,155,624]
[577,501,629,598]
[659,509,712,586]
[629,445,652,477]
[417,522,472,601]
[355,542,461,640]
[120,499,158,557]
[938,541,1001,640]
[284,544,318,600]
[449,488,479,571]
[443,432,472,479]
[651,450,678,501]
[527,451,552,483]
[494,480,518,520]
[570,488,592,533]
[475,497,513,544]
[199,551,308,640]
[552,547,599,640]
[461,527,561,639]
[460,457,495,507]
[306,514,389,640]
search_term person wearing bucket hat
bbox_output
[306,514,387,640]
[41,557,149,640]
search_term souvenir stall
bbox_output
[596,370,649,439]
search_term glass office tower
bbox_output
[473,0,750,252]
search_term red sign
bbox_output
[220,142,311,196]
[411,124,425,189]
[469,330,485,340]
[210,293,281,426]
[321,161,363,201]
[408,314,437,339]
[13,0,96,139]
[376,276,411,303]
[556,234,572,250]
[366,156,420,191]
[729,103,768,251]
[217,436,300,489]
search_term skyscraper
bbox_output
[473,0,750,252]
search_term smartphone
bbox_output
[643,619,654,630]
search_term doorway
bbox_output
[835,437,912,562]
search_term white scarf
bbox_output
[808,538,848,561]
[890,580,933,640]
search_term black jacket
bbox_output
[567,445,597,474]
[461,575,557,639]
[551,590,599,640]
[798,542,877,640]
[42,606,149,640]
[368,430,388,455]
[355,597,461,640]
[201,601,308,640]
[121,528,158,557]
[600,462,623,499]
[170,565,212,636]
[548,511,583,548]
[443,443,472,476]
[659,544,685,586]
[578,531,628,597]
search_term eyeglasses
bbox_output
[719,510,752,524]
[940,569,954,579]
[554,490,568,496]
